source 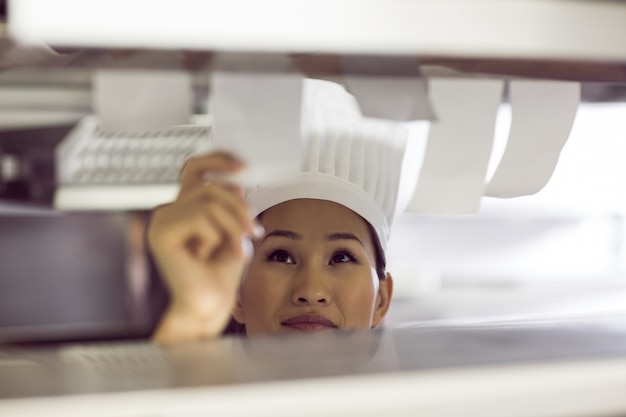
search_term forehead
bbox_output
[259,199,371,238]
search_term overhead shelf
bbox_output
[8,0,626,62]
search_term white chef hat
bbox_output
[247,79,408,249]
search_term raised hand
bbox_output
[148,152,258,343]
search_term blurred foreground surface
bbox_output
[1,298,626,417]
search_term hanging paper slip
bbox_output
[208,70,303,186]
[342,56,436,121]
[485,80,580,198]
[93,69,192,132]
[406,78,504,215]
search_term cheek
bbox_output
[336,273,379,325]
[345,267,379,299]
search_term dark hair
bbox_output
[366,220,387,280]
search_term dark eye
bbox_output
[267,250,295,264]
[330,250,356,265]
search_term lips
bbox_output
[281,314,338,331]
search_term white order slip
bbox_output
[486,80,580,198]
[406,78,504,215]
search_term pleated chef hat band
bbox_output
[247,79,408,248]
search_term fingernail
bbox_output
[253,223,265,239]
[241,236,254,258]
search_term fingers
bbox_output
[148,179,256,265]
[172,203,244,263]
[179,151,244,196]
[177,182,256,237]
[201,201,248,259]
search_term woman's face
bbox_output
[232,199,392,336]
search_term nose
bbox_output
[291,265,331,306]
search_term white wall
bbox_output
[388,102,626,298]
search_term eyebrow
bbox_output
[262,230,363,246]
[263,230,302,242]
[326,233,364,247]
